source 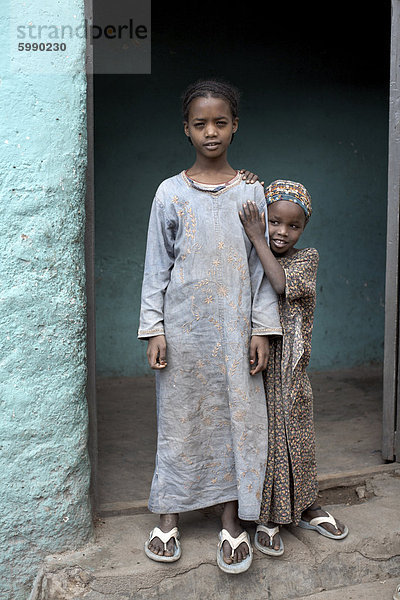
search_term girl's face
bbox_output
[184,96,238,160]
[267,201,307,257]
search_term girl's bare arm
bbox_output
[239,201,286,294]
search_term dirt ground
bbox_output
[95,364,385,511]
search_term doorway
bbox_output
[89,1,395,513]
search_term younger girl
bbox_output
[239,180,348,556]
[138,80,282,573]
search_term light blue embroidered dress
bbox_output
[138,171,282,520]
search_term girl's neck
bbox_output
[272,246,300,259]
[186,155,237,185]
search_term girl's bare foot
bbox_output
[221,501,249,564]
[301,503,345,536]
[148,513,179,557]
[256,521,282,551]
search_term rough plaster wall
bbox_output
[0,1,92,599]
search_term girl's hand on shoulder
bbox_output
[239,169,264,186]
[249,335,270,375]
[239,200,266,243]
[147,335,167,369]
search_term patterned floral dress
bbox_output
[259,247,319,526]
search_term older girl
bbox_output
[138,81,282,573]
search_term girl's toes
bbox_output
[322,521,342,536]
[165,540,176,556]
[155,541,166,555]
[222,542,233,564]
[327,523,340,535]
[259,533,267,547]
[238,544,248,562]
[151,538,162,554]
[337,521,346,535]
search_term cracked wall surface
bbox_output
[0,1,92,598]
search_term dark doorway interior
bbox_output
[93,2,392,512]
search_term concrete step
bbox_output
[29,473,400,600]
[297,577,400,599]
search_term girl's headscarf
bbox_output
[265,179,312,220]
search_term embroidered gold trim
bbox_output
[181,170,242,196]
[138,328,165,337]
[251,327,283,336]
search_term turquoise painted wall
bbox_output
[95,3,390,377]
[0,1,92,598]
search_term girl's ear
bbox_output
[183,122,193,145]
[230,118,239,144]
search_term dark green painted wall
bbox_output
[94,2,390,376]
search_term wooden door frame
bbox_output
[84,2,399,507]
[382,0,400,462]
[85,0,98,509]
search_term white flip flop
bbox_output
[217,528,253,574]
[254,524,284,556]
[393,583,400,600]
[298,511,349,540]
[144,526,181,562]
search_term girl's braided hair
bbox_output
[182,79,240,122]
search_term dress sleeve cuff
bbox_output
[251,326,282,336]
[137,326,165,339]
